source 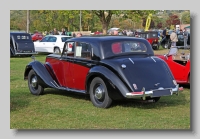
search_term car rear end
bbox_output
[103,56,183,101]
[12,33,37,56]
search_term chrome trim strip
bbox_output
[151,57,156,62]
[129,58,134,64]
[53,80,59,88]
[51,81,58,88]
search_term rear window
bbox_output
[61,37,72,42]
[13,34,32,41]
[147,33,158,38]
[16,35,30,40]
[102,41,147,58]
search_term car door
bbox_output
[73,42,92,90]
[34,36,50,52]
[58,41,91,90]
[45,36,57,53]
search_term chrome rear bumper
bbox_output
[126,85,183,100]
[15,52,38,55]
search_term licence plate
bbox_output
[152,89,172,97]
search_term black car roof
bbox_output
[66,36,154,58]
[67,36,147,43]
[10,32,31,35]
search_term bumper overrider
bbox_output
[126,84,183,100]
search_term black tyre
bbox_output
[89,77,112,108]
[28,69,44,95]
[54,48,61,54]
[152,43,159,50]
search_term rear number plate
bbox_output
[153,89,172,97]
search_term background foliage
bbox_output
[10,10,190,34]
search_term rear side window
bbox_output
[75,42,91,59]
[48,37,57,42]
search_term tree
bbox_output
[10,10,27,31]
[157,23,163,29]
[166,14,180,28]
[92,10,113,34]
[27,10,30,33]
[181,11,190,24]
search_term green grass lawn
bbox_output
[10,50,190,129]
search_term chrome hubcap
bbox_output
[95,86,104,100]
[31,76,37,88]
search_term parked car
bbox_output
[24,36,183,108]
[137,31,160,50]
[10,32,37,57]
[160,32,190,49]
[34,35,72,54]
[156,47,190,85]
[32,32,44,42]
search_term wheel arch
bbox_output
[86,66,129,100]
[53,46,61,51]
[24,61,59,89]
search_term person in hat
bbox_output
[170,29,178,47]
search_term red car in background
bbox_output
[32,33,44,42]
[137,31,159,50]
[156,47,190,84]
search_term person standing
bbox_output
[170,29,178,47]
[52,28,59,35]
[183,28,188,48]
[76,32,82,37]
[162,27,167,39]
[111,30,118,35]
[61,28,66,35]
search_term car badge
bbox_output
[133,84,138,90]
[154,83,160,86]
[121,64,126,69]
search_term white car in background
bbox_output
[34,35,72,54]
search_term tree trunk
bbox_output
[27,10,30,33]
[102,22,108,35]
[93,10,113,35]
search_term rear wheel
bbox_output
[28,69,44,95]
[89,77,112,108]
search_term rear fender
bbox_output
[86,66,130,100]
[24,61,60,88]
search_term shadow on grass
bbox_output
[10,93,31,112]
[42,85,190,109]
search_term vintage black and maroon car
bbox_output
[24,36,183,108]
